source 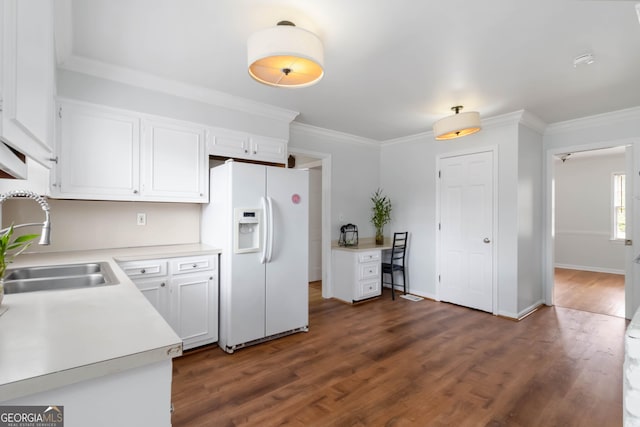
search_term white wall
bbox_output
[554,152,625,273]
[517,124,544,313]
[289,124,380,241]
[380,112,543,318]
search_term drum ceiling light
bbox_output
[247,21,324,88]
[433,106,482,140]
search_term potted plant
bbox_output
[370,188,392,245]
[0,225,38,306]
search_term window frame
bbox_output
[611,171,626,241]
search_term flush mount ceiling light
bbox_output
[433,106,482,140]
[247,20,324,88]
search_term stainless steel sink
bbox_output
[4,262,119,294]
[6,262,105,280]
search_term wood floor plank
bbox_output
[554,268,625,317]
[172,283,627,426]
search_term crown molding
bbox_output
[545,106,640,135]
[59,55,300,124]
[290,122,381,147]
[382,110,544,146]
[381,129,433,146]
[519,110,547,134]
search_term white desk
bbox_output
[332,240,392,303]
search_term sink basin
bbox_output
[6,262,104,280]
[4,262,119,294]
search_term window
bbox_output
[613,173,625,240]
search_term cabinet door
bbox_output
[170,273,218,350]
[250,136,286,164]
[134,277,170,321]
[141,120,207,202]
[55,102,140,199]
[0,0,55,166]
[208,132,250,158]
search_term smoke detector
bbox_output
[573,53,595,68]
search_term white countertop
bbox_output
[332,238,392,252]
[0,243,220,402]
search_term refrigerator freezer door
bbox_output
[264,167,309,336]
[226,162,267,347]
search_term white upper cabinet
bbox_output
[141,119,207,201]
[0,0,55,171]
[250,136,287,164]
[208,130,287,164]
[55,102,140,199]
[53,100,208,203]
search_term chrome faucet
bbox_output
[0,190,51,245]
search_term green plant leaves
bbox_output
[0,224,39,279]
[370,188,392,230]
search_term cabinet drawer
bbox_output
[359,262,379,280]
[118,260,168,279]
[358,251,380,263]
[358,280,380,299]
[170,255,216,275]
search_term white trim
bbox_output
[545,107,640,135]
[59,55,300,124]
[287,147,333,299]
[555,263,624,275]
[555,229,618,237]
[382,109,543,146]
[611,171,626,241]
[519,110,548,134]
[290,122,380,147]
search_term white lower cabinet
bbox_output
[332,249,382,303]
[118,254,218,350]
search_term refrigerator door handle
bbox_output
[260,196,269,264]
[266,196,274,263]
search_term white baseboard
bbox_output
[554,263,624,275]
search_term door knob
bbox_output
[483,238,491,243]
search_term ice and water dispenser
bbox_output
[234,208,261,253]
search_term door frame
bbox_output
[544,138,637,319]
[436,146,499,315]
[287,147,333,299]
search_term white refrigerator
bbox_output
[201,160,309,353]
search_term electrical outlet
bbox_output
[137,213,146,226]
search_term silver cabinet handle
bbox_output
[483,238,491,243]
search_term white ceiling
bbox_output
[55,0,640,141]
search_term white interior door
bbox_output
[439,151,494,312]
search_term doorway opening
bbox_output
[287,149,332,299]
[551,146,627,317]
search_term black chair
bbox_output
[381,232,408,300]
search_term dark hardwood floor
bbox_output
[554,268,625,318]
[171,283,626,426]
